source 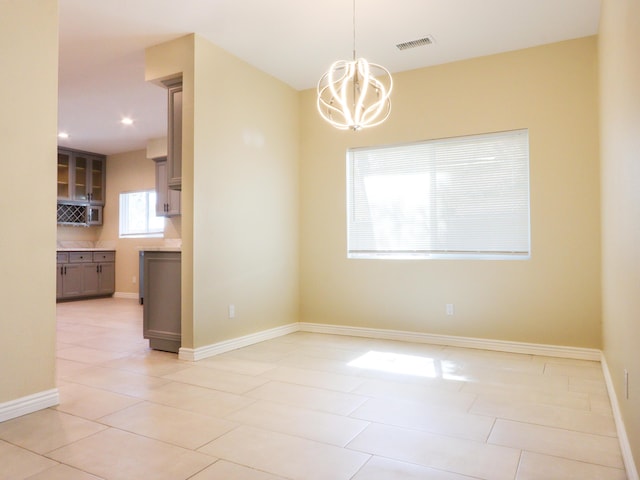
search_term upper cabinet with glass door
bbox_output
[57,150,72,201]
[73,153,105,205]
[57,148,106,205]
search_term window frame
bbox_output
[118,189,164,238]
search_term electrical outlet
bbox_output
[132,276,136,284]
[446,304,454,316]
[228,304,236,319]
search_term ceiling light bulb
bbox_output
[121,117,134,125]
[58,132,69,139]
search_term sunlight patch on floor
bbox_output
[348,351,440,378]
[348,350,469,382]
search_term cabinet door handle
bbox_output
[64,266,67,275]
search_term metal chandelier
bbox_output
[316,0,393,131]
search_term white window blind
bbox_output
[347,129,530,259]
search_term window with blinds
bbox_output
[347,129,530,260]
[119,190,164,238]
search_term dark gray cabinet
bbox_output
[141,250,181,353]
[57,148,106,226]
[93,251,116,295]
[56,250,115,301]
[154,157,181,217]
[57,148,106,205]
[61,264,85,298]
[56,265,63,298]
[164,78,182,190]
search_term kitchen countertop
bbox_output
[138,247,181,252]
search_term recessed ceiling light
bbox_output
[121,117,134,125]
[58,132,69,139]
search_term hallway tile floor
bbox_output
[0,298,628,479]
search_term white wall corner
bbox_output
[0,389,59,423]
[601,353,640,480]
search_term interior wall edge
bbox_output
[601,354,640,480]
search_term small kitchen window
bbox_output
[119,190,164,238]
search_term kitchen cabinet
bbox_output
[57,147,106,226]
[82,251,116,296]
[73,153,105,205]
[56,203,103,226]
[164,78,182,190]
[63,252,93,299]
[56,253,64,298]
[57,148,106,205]
[154,157,181,216]
[141,250,181,353]
[57,250,115,301]
[86,205,103,226]
[57,151,72,200]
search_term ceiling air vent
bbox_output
[396,35,435,51]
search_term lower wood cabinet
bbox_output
[57,250,115,301]
[141,250,181,353]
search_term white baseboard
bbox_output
[113,292,139,300]
[0,389,59,423]
[178,321,601,363]
[601,354,639,480]
[299,322,601,361]
[178,323,299,361]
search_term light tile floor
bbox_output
[0,298,628,480]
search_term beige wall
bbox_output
[599,0,640,472]
[0,0,58,402]
[299,37,601,348]
[98,149,181,294]
[146,35,300,349]
[57,224,100,243]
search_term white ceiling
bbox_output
[57,0,601,155]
